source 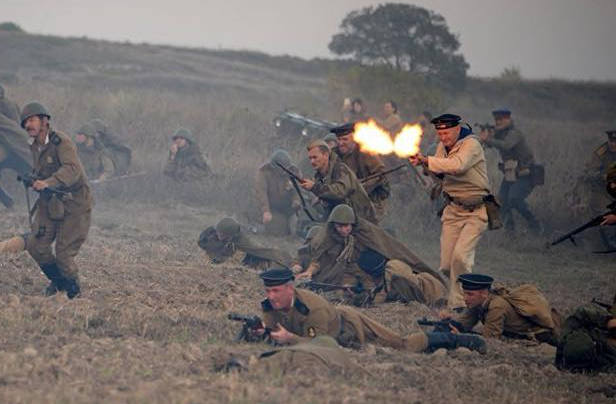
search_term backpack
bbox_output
[492,284,556,330]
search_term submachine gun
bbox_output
[227,313,272,343]
[16,173,70,226]
[417,317,468,333]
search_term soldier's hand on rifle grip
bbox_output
[601,213,616,226]
[300,179,315,191]
[32,179,49,191]
[251,321,267,337]
[270,323,294,344]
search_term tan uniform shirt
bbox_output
[312,155,377,223]
[254,163,299,215]
[456,293,550,339]
[262,288,342,344]
[31,130,92,213]
[428,135,489,200]
[338,148,388,202]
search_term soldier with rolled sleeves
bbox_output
[255,149,301,236]
[300,139,377,223]
[20,102,93,298]
[480,109,540,233]
[444,274,559,345]
[299,204,446,308]
[163,127,211,182]
[252,268,486,353]
[332,123,391,221]
[410,114,491,310]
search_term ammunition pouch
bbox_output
[47,193,65,220]
[483,194,503,230]
[530,164,545,187]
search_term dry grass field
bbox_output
[0,30,615,403]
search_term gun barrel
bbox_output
[359,164,406,183]
[550,215,605,246]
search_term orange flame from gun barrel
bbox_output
[353,120,423,158]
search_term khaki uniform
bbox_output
[338,148,389,221]
[556,305,616,372]
[427,133,489,309]
[312,154,377,223]
[198,227,293,270]
[26,130,92,280]
[484,124,538,230]
[255,162,300,236]
[77,143,115,181]
[309,219,446,306]
[584,142,616,212]
[455,292,555,342]
[163,141,211,182]
[258,336,359,373]
[262,288,428,352]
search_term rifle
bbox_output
[299,277,376,306]
[275,162,319,222]
[417,317,468,333]
[17,173,70,196]
[591,298,612,310]
[474,122,495,132]
[550,202,616,246]
[90,171,147,185]
[17,173,70,226]
[299,279,366,295]
[359,164,406,184]
[227,312,271,343]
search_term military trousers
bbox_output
[26,201,91,280]
[440,204,488,309]
[264,209,296,236]
[336,305,428,352]
[382,259,447,307]
[499,176,538,230]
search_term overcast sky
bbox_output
[3,0,615,81]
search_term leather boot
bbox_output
[40,263,66,296]
[63,277,81,299]
[426,332,487,354]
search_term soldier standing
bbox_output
[410,114,491,310]
[332,123,390,221]
[255,149,301,236]
[163,128,211,182]
[584,130,616,245]
[299,139,376,223]
[21,102,93,298]
[480,109,540,233]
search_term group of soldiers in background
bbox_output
[0,83,614,373]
